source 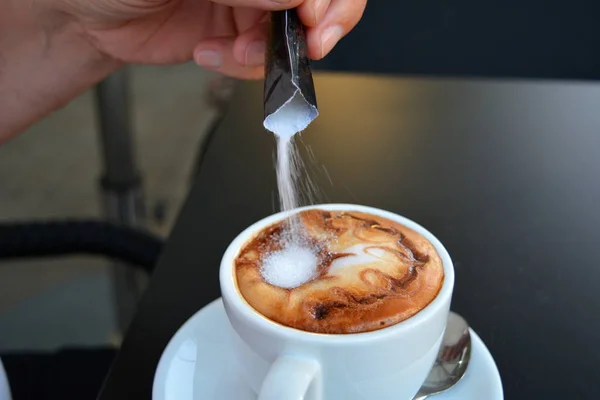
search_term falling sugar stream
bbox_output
[275,136,298,214]
[276,135,303,238]
[275,131,330,242]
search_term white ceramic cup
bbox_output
[220,204,454,400]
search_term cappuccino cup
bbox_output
[220,204,454,400]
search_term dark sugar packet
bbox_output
[263,9,318,138]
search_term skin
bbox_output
[0,0,367,143]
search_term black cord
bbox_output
[0,220,163,274]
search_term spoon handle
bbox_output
[412,394,428,400]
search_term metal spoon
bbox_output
[413,312,472,399]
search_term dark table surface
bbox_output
[99,73,600,400]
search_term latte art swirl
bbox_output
[234,210,444,334]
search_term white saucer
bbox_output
[153,299,503,400]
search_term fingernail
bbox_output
[195,50,221,68]
[245,41,266,67]
[320,25,343,57]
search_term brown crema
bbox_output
[234,210,444,334]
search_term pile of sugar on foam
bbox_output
[260,243,318,289]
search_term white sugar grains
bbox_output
[260,244,318,289]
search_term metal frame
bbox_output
[95,67,146,336]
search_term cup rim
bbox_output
[219,203,454,344]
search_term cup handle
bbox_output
[258,356,322,400]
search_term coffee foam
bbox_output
[328,244,388,273]
[235,210,444,334]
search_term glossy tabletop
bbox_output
[99,73,600,400]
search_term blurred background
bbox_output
[0,64,222,352]
[2,0,600,365]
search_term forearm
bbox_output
[0,3,119,143]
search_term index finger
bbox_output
[305,0,367,59]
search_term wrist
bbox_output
[0,3,120,142]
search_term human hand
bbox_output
[57,0,368,79]
[0,0,366,140]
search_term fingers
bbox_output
[232,7,268,34]
[210,0,304,10]
[194,38,264,79]
[232,21,269,66]
[232,0,366,67]
[297,0,331,27]
[194,9,269,78]
[305,0,367,60]
[195,0,367,77]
